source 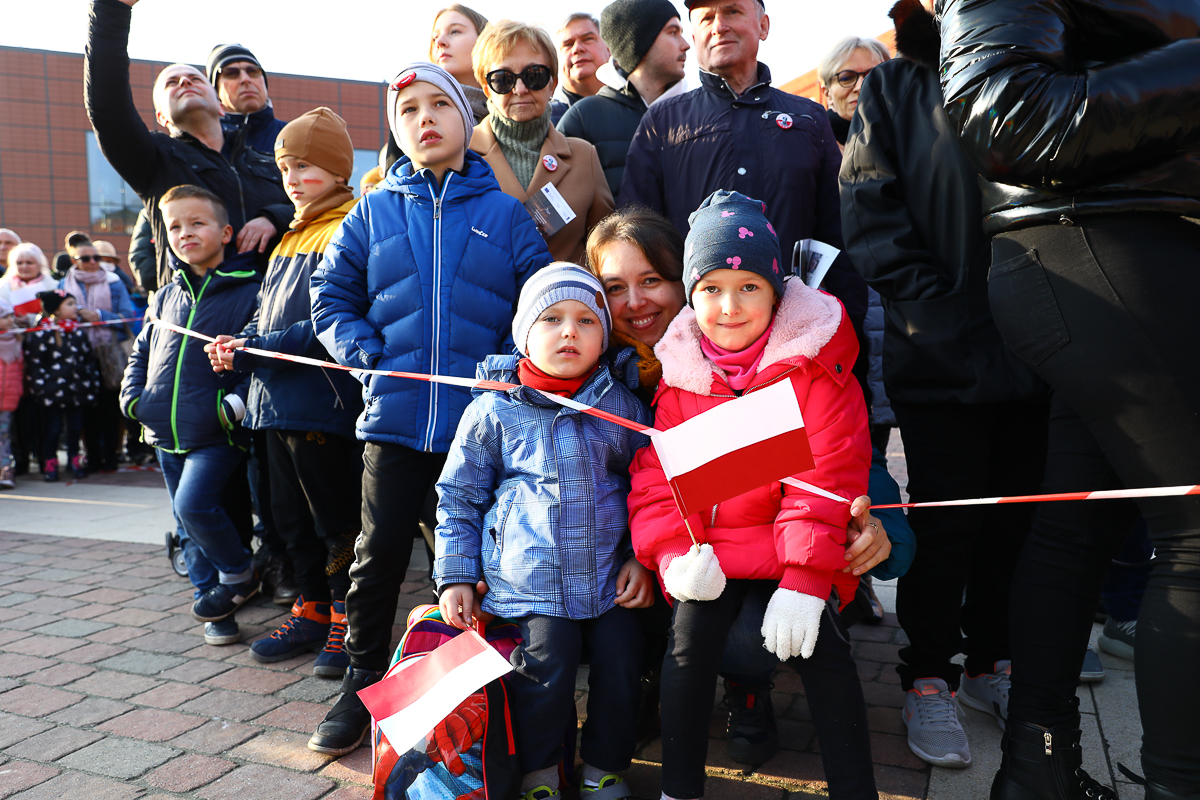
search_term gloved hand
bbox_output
[761,588,825,660]
[662,543,726,602]
[425,691,487,775]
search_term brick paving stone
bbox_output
[252,700,329,733]
[168,719,260,755]
[0,613,61,632]
[0,654,53,678]
[126,594,189,612]
[97,707,207,741]
[86,625,149,644]
[231,603,284,625]
[0,713,53,749]
[93,651,185,675]
[25,568,89,583]
[104,576,160,592]
[23,663,95,687]
[0,632,29,648]
[203,666,301,695]
[870,731,931,771]
[0,594,38,608]
[56,737,178,780]
[54,642,126,664]
[0,686,81,717]
[92,607,167,626]
[776,718,816,752]
[223,648,316,672]
[854,642,902,664]
[120,630,204,655]
[3,726,103,762]
[2,636,82,658]
[873,763,928,800]
[178,689,282,722]
[144,753,236,793]
[66,671,162,700]
[850,624,900,643]
[71,574,114,586]
[68,588,142,605]
[58,603,118,620]
[45,697,132,727]
[122,565,174,579]
[28,619,111,638]
[278,676,342,703]
[319,744,373,786]
[9,597,83,616]
[128,681,211,709]
[196,763,334,800]
[146,614,199,633]
[322,788,373,800]
[229,728,335,772]
[861,682,905,709]
[867,705,908,736]
[156,659,235,684]
[0,760,59,798]
[0,581,56,594]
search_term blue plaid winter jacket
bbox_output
[433,349,652,620]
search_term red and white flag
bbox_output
[651,378,814,519]
[8,286,41,317]
[357,630,512,756]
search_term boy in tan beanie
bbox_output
[205,107,366,677]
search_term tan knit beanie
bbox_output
[274,108,354,180]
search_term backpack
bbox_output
[370,605,523,800]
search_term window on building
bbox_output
[85,132,142,236]
[350,149,380,194]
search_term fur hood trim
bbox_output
[890,0,940,71]
[655,279,843,396]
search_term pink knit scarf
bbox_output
[62,267,114,346]
[699,316,776,392]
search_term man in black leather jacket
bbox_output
[85,0,292,292]
[938,0,1200,798]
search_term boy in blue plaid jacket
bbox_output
[435,264,654,800]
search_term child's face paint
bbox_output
[56,297,79,321]
[276,155,344,210]
[691,268,776,352]
[526,300,604,380]
[393,81,466,181]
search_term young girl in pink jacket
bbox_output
[628,191,876,800]
[0,297,22,488]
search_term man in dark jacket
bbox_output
[85,0,292,293]
[558,0,690,196]
[839,0,1048,772]
[207,44,288,156]
[618,0,867,332]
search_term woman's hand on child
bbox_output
[203,336,243,373]
[614,557,654,609]
[235,216,278,254]
[439,584,481,631]
[844,496,891,575]
[761,588,825,660]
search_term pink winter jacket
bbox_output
[628,281,871,608]
[0,355,22,413]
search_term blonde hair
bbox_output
[429,5,490,61]
[471,20,558,92]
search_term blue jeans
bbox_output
[158,446,254,595]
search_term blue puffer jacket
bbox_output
[434,350,652,620]
[120,251,261,452]
[311,152,552,452]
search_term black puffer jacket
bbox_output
[937,0,1200,233]
[840,0,1044,405]
[558,83,648,197]
[85,0,292,291]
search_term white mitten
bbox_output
[661,544,727,602]
[761,588,826,660]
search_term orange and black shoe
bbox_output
[312,600,350,678]
[250,596,331,663]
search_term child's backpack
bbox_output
[370,605,523,800]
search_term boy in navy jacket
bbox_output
[121,184,262,646]
[309,62,552,755]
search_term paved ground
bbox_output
[0,441,1143,799]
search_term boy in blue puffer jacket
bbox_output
[120,184,262,646]
[436,264,654,800]
[309,62,552,755]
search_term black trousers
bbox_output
[264,429,363,603]
[42,407,82,464]
[345,442,446,671]
[891,398,1048,690]
[987,213,1200,791]
[508,608,642,775]
[11,396,41,474]
[82,388,121,471]
[660,580,875,800]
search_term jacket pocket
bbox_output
[987,247,1069,367]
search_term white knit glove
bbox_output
[761,588,825,660]
[662,544,726,602]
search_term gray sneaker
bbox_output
[958,660,1011,731]
[903,678,971,768]
[1080,645,1105,683]
[1098,618,1136,661]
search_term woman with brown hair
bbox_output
[429,4,489,125]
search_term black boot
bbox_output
[1117,764,1200,800]
[991,718,1118,800]
[308,666,383,755]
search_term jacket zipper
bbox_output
[424,173,453,452]
[170,273,213,452]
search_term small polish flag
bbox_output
[8,286,41,317]
[357,630,512,756]
[651,378,814,519]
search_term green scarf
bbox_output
[487,100,551,191]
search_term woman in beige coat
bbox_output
[469,19,613,264]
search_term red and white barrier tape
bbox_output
[150,320,1199,511]
[4,315,146,335]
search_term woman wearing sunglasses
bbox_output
[60,242,134,473]
[469,19,613,263]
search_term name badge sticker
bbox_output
[523,182,577,238]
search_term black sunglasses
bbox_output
[486,64,552,95]
[73,255,99,263]
[833,68,874,88]
[220,65,263,81]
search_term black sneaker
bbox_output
[723,679,778,764]
[308,666,383,755]
[191,577,259,622]
[204,618,241,645]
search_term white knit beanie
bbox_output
[512,263,612,356]
[386,62,474,160]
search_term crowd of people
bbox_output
[0,0,1195,798]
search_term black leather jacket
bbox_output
[937,0,1200,233]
